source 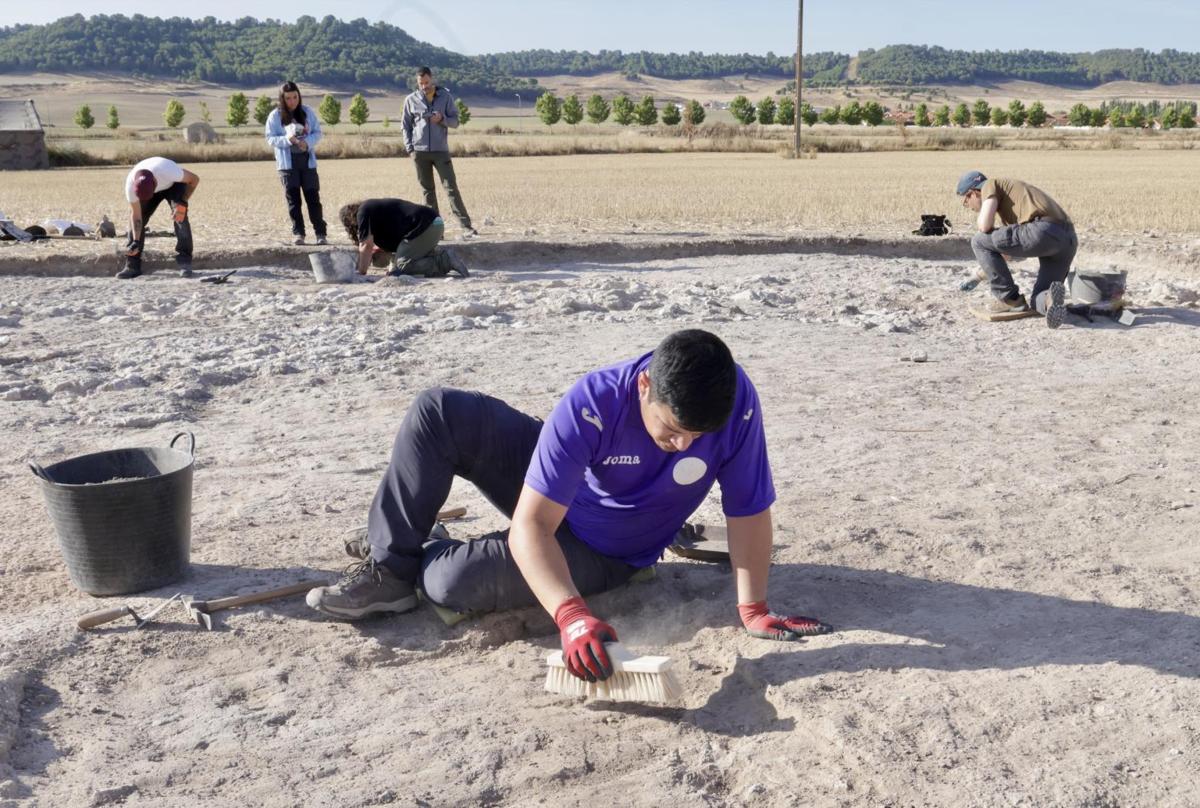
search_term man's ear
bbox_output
[636,371,651,400]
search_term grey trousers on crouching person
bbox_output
[366,388,641,614]
[413,151,473,230]
[971,219,1078,313]
[392,218,446,277]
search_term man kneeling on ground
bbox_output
[118,156,200,279]
[338,198,468,278]
[958,170,1074,329]
[307,329,831,682]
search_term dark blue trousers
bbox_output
[366,388,640,614]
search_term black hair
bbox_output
[417,66,433,78]
[339,202,362,244]
[647,329,737,433]
[278,81,306,127]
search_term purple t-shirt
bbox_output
[524,352,775,567]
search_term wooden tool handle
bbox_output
[437,506,466,521]
[193,580,324,613]
[77,606,133,630]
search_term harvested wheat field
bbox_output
[2,149,1200,808]
[4,150,1200,260]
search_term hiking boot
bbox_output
[1045,281,1067,330]
[306,558,418,619]
[983,295,1029,315]
[460,228,479,241]
[316,235,328,246]
[293,235,306,246]
[116,265,142,280]
[343,523,452,560]
[445,248,469,278]
[959,268,987,292]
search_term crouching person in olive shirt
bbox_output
[339,198,468,278]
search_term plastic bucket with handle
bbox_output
[30,432,195,596]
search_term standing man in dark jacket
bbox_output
[401,67,477,239]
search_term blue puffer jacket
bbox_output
[402,87,459,153]
[265,105,323,171]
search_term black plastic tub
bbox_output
[31,433,195,596]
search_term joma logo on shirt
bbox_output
[602,455,641,465]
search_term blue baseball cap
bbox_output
[956,170,987,196]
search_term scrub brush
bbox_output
[544,642,681,704]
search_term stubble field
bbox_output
[4,150,1200,248]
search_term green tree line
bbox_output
[6,16,1200,95]
[476,48,848,81]
[0,14,535,96]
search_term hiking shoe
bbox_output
[445,249,469,278]
[293,236,306,246]
[1045,281,1067,330]
[316,235,328,246]
[460,228,479,241]
[959,268,987,292]
[982,295,1029,315]
[179,266,194,279]
[306,559,418,619]
[116,265,142,280]
[343,523,452,560]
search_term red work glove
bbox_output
[554,596,618,682]
[738,601,831,641]
[173,203,188,223]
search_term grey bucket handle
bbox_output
[29,462,51,481]
[169,432,196,457]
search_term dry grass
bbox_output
[5,151,1200,242]
[42,123,1200,167]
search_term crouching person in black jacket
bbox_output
[339,198,468,278]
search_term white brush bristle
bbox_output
[544,642,681,704]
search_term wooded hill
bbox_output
[0,14,536,96]
[3,16,1200,96]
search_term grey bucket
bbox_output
[30,432,195,596]
[1068,270,1127,305]
[309,251,357,283]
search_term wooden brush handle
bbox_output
[191,580,324,613]
[437,506,466,521]
[77,606,134,630]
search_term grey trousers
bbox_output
[366,388,640,614]
[413,151,473,230]
[971,220,1078,313]
[392,218,446,277]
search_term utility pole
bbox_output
[794,0,804,157]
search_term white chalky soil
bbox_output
[1,252,1199,806]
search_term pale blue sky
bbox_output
[5,1,1198,56]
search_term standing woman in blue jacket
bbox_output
[265,81,328,245]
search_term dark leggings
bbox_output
[279,162,326,237]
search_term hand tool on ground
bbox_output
[77,592,183,630]
[184,580,326,630]
[437,506,466,521]
[200,270,237,284]
[667,523,730,563]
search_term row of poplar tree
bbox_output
[71,93,473,131]
[530,92,1199,130]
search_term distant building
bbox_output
[0,99,49,170]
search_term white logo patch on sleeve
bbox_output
[672,457,708,485]
[580,407,603,431]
